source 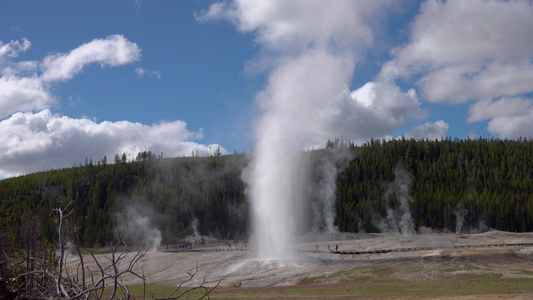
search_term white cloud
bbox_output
[392,1,533,68]
[0,38,31,58]
[0,35,141,118]
[347,81,425,142]
[468,97,533,124]
[378,0,533,138]
[380,0,533,103]
[0,38,37,78]
[469,97,533,138]
[417,62,533,104]
[0,36,221,178]
[40,35,140,82]
[196,0,387,52]
[405,120,449,140]
[487,112,533,139]
[0,110,224,178]
[0,76,53,119]
[135,67,146,76]
[135,67,161,79]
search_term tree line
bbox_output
[0,137,532,251]
[0,153,248,248]
[336,137,533,233]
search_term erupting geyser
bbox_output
[199,0,394,260]
[245,141,305,259]
[243,51,355,260]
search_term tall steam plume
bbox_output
[199,1,390,260]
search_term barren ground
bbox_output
[66,231,533,299]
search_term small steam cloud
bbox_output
[310,146,353,233]
[453,203,468,234]
[453,202,490,234]
[185,217,201,244]
[374,166,416,236]
[115,198,162,251]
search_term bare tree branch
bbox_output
[54,201,74,298]
[163,261,226,300]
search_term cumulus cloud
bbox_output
[468,98,533,124]
[416,63,533,104]
[0,76,52,119]
[40,35,141,82]
[405,120,449,140]
[196,0,386,53]
[348,82,424,142]
[380,0,533,87]
[0,38,31,58]
[469,97,533,138]
[0,35,221,178]
[0,110,224,178]
[487,113,533,139]
[378,0,533,138]
[0,35,140,118]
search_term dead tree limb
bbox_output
[68,223,148,300]
[163,262,226,300]
[53,201,74,298]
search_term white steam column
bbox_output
[246,126,306,260]
[199,1,391,261]
[244,52,353,260]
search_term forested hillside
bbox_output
[0,153,248,247]
[336,137,533,233]
[1,138,532,249]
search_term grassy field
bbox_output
[105,272,533,299]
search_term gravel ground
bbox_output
[66,230,533,291]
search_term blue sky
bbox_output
[1,1,262,149]
[1,0,532,178]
